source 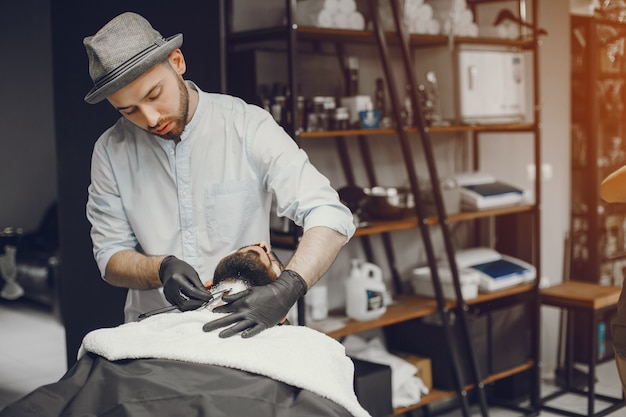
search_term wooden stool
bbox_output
[540,281,624,417]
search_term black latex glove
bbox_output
[158,256,214,311]
[202,269,307,338]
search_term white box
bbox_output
[411,266,480,300]
[453,172,530,211]
[411,46,527,124]
[340,96,373,125]
[457,49,526,123]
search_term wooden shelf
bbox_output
[271,205,536,246]
[297,123,536,139]
[295,26,534,49]
[391,389,455,415]
[355,204,536,236]
[323,284,535,339]
[390,361,534,416]
[325,294,440,339]
[228,24,535,49]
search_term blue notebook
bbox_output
[463,182,524,198]
[471,259,530,281]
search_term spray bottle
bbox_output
[345,259,387,321]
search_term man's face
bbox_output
[213,241,283,288]
[107,52,189,141]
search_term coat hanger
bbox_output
[493,9,548,36]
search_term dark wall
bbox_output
[50,1,222,366]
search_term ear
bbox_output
[168,49,186,76]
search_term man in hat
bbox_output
[83,12,355,337]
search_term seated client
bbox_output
[0,242,371,417]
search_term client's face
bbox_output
[212,241,283,289]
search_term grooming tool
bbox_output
[137,288,229,321]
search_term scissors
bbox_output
[137,287,229,321]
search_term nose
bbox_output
[256,241,270,255]
[139,105,160,129]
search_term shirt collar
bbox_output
[180,81,205,142]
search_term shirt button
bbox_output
[169,149,175,155]
[186,231,192,238]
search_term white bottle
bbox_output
[345,259,387,321]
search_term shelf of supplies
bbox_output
[297,26,535,49]
[324,283,535,339]
[297,123,536,139]
[429,123,536,133]
[354,204,535,236]
[325,295,440,339]
[271,206,536,248]
[229,25,535,49]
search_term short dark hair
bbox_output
[213,251,275,288]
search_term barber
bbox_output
[84,12,355,337]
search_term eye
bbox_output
[148,88,162,101]
[122,108,138,116]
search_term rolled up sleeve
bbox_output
[246,106,355,244]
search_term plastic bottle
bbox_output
[345,259,387,321]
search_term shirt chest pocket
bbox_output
[204,181,256,244]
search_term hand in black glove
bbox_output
[202,269,307,338]
[159,256,214,311]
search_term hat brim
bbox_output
[84,33,183,104]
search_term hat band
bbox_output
[93,37,167,89]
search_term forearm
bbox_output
[104,249,165,289]
[601,165,626,203]
[286,226,346,288]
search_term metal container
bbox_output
[362,186,414,220]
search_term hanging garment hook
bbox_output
[493,8,548,36]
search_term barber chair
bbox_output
[0,203,61,314]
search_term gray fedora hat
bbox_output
[83,12,183,104]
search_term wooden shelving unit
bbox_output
[223,1,542,415]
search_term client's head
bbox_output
[213,241,283,288]
[208,241,284,307]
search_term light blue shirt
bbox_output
[87,83,355,322]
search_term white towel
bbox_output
[79,310,371,417]
[343,335,429,408]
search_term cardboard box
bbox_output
[397,353,433,390]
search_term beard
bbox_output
[154,75,190,140]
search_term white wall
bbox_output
[537,0,571,376]
[0,0,57,232]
